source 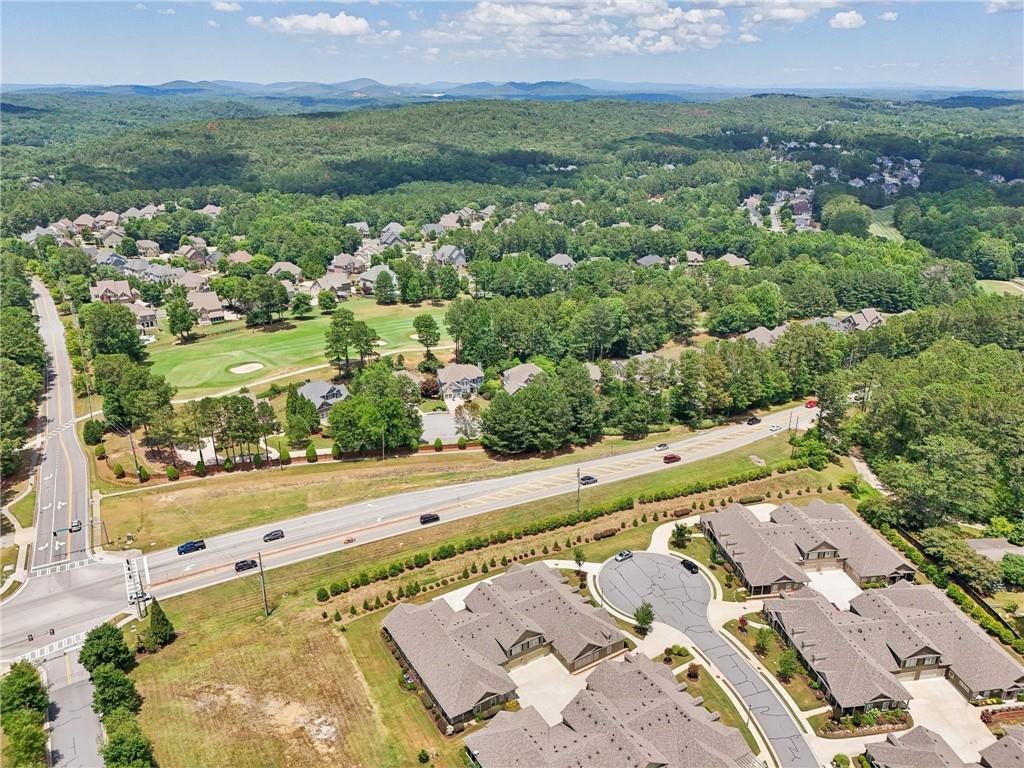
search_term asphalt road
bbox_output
[31,278,91,568]
[598,553,818,768]
[43,649,104,768]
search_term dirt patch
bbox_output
[230,363,264,374]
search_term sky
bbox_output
[2,1,1022,89]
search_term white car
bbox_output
[614,550,633,562]
[654,443,669,452]
[769,424,782,433]
[69,520,82,533]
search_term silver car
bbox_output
[614,550,633,563]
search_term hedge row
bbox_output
[314,496,634,601]
[946,584,1024,654]
[636,460,810,505]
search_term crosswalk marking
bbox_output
[13,632,87,663]
[30,558,92,576]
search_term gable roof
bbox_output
[743,324,789,348]
[635,254,665,267]
[434,244,466,267]
[980,724,1024,767]
[437,363,484,386]
[297,380,349,411]
[865,726,975,768]
[502,363,543,395]
[718,253,750,268]
[268,261,302,278]
[546,253,576,268]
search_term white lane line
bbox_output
[142,556,151,587]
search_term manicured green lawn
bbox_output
[868,206,904,243]
[677,669,760,754]
[1,545,19,586]
[149,298,450,399]
[7,489,35,528]
[724,619,823,711]
[978,279,1024,296]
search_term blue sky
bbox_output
[2,1,1022,88]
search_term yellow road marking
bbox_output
[64,651,72,685]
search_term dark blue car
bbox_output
[176,540,207,556]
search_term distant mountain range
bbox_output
[3,78,1021,107]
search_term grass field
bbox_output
[98,424,701,551]
[677,669,760,754]
[978,279,1024,296]
[7,489,35,529]
[868,206,904,243]
[1,545,18,586]
[724,619,823,711]
[148,297,451,399]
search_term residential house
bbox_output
[849,178,865,188]
[636,254,665,267]
[122,259,151,279]
[138,204,160,220]
[308,272,351,300]
[383,564,627,727]
[420,223,445,238]
[457,207,477,224]
[20,225,58,245]
[433,244,467,269]
[718,253,750,268]
[439,212,462,229]
[358,264,397,295]
[95,211,120,228]
[501,363,543,395]
[121,207,142,221]
[436,363,484,399]
[199,204,222,217]
[480,205,496,219]
[355,241,385,264]
[227,250,253,265]
[686,250,705,267]
[128,302,157,331]
[980,725,1024,767]
[187,291,226,324]
[546,253,575,270]
[267,261,302,281]
[381,221,405,237]
[346,221,370,236]
[584,362,602,385]
[701,500,916,597]
[176,244,204,265]
[764,582,1024,716]
[865,726,976,768]
[174,272,210,292]
[743,323,789,348]
[95,252,127,270]
[379,229,406,248]
[842,308,885,332]
[136,239,160,259]
[465,653,754,768]
[96,227,126,249]
[297,380,350,419]
[142,264,184,284]
[810,316,847,333]
[791,199,811,216]
[89,280,136,304]
[74,213,95,229]
[328,252,363,274]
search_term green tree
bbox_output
[633,600,655,635]
[412,314,440,355]
[91,664,141,717]
[147,598,175,647]
[375,270,397,305]
[116,236,138,257]
[317,290,337,314]
[670,523,691,549]
[79,302,146,361]
[101,708,156,768]
[79,622,134,673]
[754,626,772,655]
[291,292,313,318]
[325,306,355,373]
[1,709,46,768]
[351,321,380,366]
[165,295,197,341]
[778,648,799,682]
[815,372,849,445]
[573,547,585,570]
[557,358,603,445]
[0,661,49,719]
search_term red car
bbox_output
[663,454,681,464]
[805,399,818,408]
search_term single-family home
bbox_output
[436,363,484,399]
[501,363,543,395]
[96,227,126,249]
[439,212,462,229]
[74,213,96,229]
[267,261,302,281]
[433,244,466,269]
[635,254,665,268]
[297,379,350,419]
[328,252,362,275]
[384,564,627,728]
[135,239,160,259]
[420,223,445,239]
[121,207,142,221]
[95,252,127,270]
[122,259,151,279]
[128,302,158,331]
[139,204,160,220]
[842,308,885,332]
[480,205,496,219]
[308,272,351,300]
[187,290,226,324]
[686,250,705,267]
[358,264,397,295]
[89,280,136,304]
[346,221,370,236]
[866,726,976,768]
[227,250,253,265]
[791,199,811,216]
[546,253,575,270]
[95,211,120,229]
[174,272,210,292]
[381,221,404,238]
[199,204,222,217]
[981,724,1024,767]
[379,229,406,248]
[176,244,204,265]
[718,253,750,268]
[465,653,753,768]
[743,323,789,348]
[142,264,184,284]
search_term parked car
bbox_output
[176,540,206,556]
[745,416,762,425]
[663,454,681,464]
[805,399,818,408]
[614,550,633,562]
[69,520,82,533]
[234,559,258,573]
[680,558,699,574]
[579,475,598,486]
[419,513,440,525]
[654,443,669,452]
[262,529,285,543]
[769,424,782,433]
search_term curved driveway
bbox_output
[598,553,818,768]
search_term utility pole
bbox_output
[576,467,581,515]
[126,427,141,475]
[257,552,270,617]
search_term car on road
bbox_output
[69,520,82,533]
[745,416,762,425]
[680,558,699,574]
[805,399,817,408]
[419,513,440,525]
[579,475,598,485]
[176,540,206,556]
[614,550,633,562]
[662,454,681,464]
[234,559,258,573]
[769,424,782,433]
[262,529,285,543]
[128,590,149,603]
[654,443,669,452]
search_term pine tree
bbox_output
[148,598,175,647]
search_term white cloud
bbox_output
[829,10,865,28]
[421,0,730,59]
[408,8,422,21]
[134,3,147,9]
[878,11,898,21]
[986,0,1024,12]
[211,1,242,12]
[157,7,175,15]
[247,10,372,36]
[737,32,759,43]
[207,19,219,27]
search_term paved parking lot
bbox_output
[805,569,862,611]
[507,653,593,726]
[905,677,996,762]
[598,552,818,768]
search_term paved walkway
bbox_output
[598,552,818,768]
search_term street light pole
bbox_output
[257,551,270,617]
[576,467,581,515]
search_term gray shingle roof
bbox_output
[865,725,975,768]
[501,363,543,395]
[980,724,1024,767]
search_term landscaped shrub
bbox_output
[137,465,149,482]
[832,754,850,767]
[279,447,290,465]
[223,457,235,472]
[739,495,764,505]
[458,436,467,449]
[316,586,329,602]
[331,443,342,460]
[333,610,342,622]
[166,466,179,481]
[330,582,344,596]
[113,463,125,478]
[434,437,443,452]
[83,419,104,445]
[253,453,264,468]
[194,460,206,477]
[305,444,317,463]
[94,444,106,460]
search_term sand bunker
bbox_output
[373,340,388,346]
[229,362,264,374]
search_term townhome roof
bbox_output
[174,272,208,290]
[980,724,1024,767]
[227,250,253,264]
[433,244,466,267]
[718,253,750,268]
[465,653,753,768]
[635,254,665,267]
[865,725,975,768]
[90,280,134,301]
